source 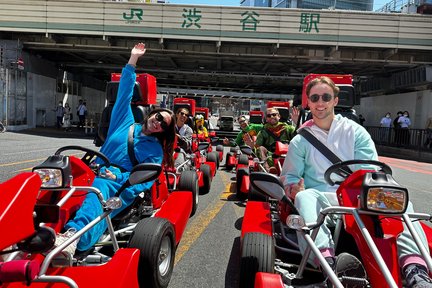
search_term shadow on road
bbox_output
[225,236,241,288]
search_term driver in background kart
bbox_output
[255,107,295,174]
[280,76,432,287]
[174,107,193,167]
[194,114,209,138]
[222,115,263,148]
[57,43,176,255]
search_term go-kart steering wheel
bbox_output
[324,159,392,186]
[55,145,110,168]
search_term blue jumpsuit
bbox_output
[65,64,163,251]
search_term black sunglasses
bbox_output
[155,112,169,130]
[308,93,333,103]
[178,111,189,117]
[266,113,278,118]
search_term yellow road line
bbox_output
[1,153,85,168]
[174,172,233,265]
[13,167,33,173]
[0,158,48,167]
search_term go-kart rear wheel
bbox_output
[199,164,212,195]
[240,232,275,288]
[207,151,220,170]
[238,154,249,166]
[178,170,199,216]
[236,168,249,200]
[128,218,175,288]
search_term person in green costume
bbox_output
[255,107,295,173]
[223,115,263,148]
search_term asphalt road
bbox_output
[1,130,432,287]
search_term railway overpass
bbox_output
[0,0,431,129]
[0,0,431,98]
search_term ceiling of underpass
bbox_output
[4,33,432,99]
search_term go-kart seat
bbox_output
[94,104,114,147]
[94,85,153,148]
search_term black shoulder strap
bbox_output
[298,129,343,165]
[128,124,139,167]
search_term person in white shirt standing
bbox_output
[379,112,392,143]
[76,99,87,129]
[398,111,411,147]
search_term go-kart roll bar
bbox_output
[39,186,120,278]
[403,213,432,273]
[294,206,432,288]
[32,275,78,288]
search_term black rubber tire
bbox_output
[207,151,219,171]
[236,168,249,200]
[128,218,175,288]
[247,186,268,202]
[216,144,224,152]
[239,232,275,288]
[178,170,199,216]
[199,164,212,194]
[238,154,249,166]
[229,147,239,153]
[225,152,235,171]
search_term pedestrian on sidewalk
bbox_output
[53,101,65,129]
[379,112,392,144]
[76,100,87,129]
[63,103,72,132]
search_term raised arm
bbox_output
[107,43,146,136]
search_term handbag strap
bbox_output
[297,129,353,174]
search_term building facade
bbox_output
[241,0,373,11]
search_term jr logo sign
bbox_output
[123,8,144,23]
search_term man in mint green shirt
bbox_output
[223,115,263,148]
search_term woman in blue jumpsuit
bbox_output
[64,43,176,252]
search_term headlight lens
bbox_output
[366,187,407,213]
[34,168,63,188]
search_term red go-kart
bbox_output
[236,141,288,200]
[0,146,193,288]
[240,160,432,288]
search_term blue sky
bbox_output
[168,0,389,11]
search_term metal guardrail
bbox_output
[365,126,432,152]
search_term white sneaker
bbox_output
[54,228,79,257]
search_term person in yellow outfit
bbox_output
[194,114,208,138]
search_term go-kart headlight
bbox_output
[33,155,72,188]
[361,172,408,214]
[34,168,63,188]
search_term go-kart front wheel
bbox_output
[178,170,199,216]
[240,232,275,288]
[236,168,249,200]
[207,151,220,170]
[238,154,249,166]
[199,164,212,194]
[128,218,175,288]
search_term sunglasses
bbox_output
[266,113,278,118]
[155,112,169,130]
[239,120,246,124]
[178,111,189,117]
[308,93,334,103]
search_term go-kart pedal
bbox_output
[325,252,367,287]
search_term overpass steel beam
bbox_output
[158,87,294,100]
